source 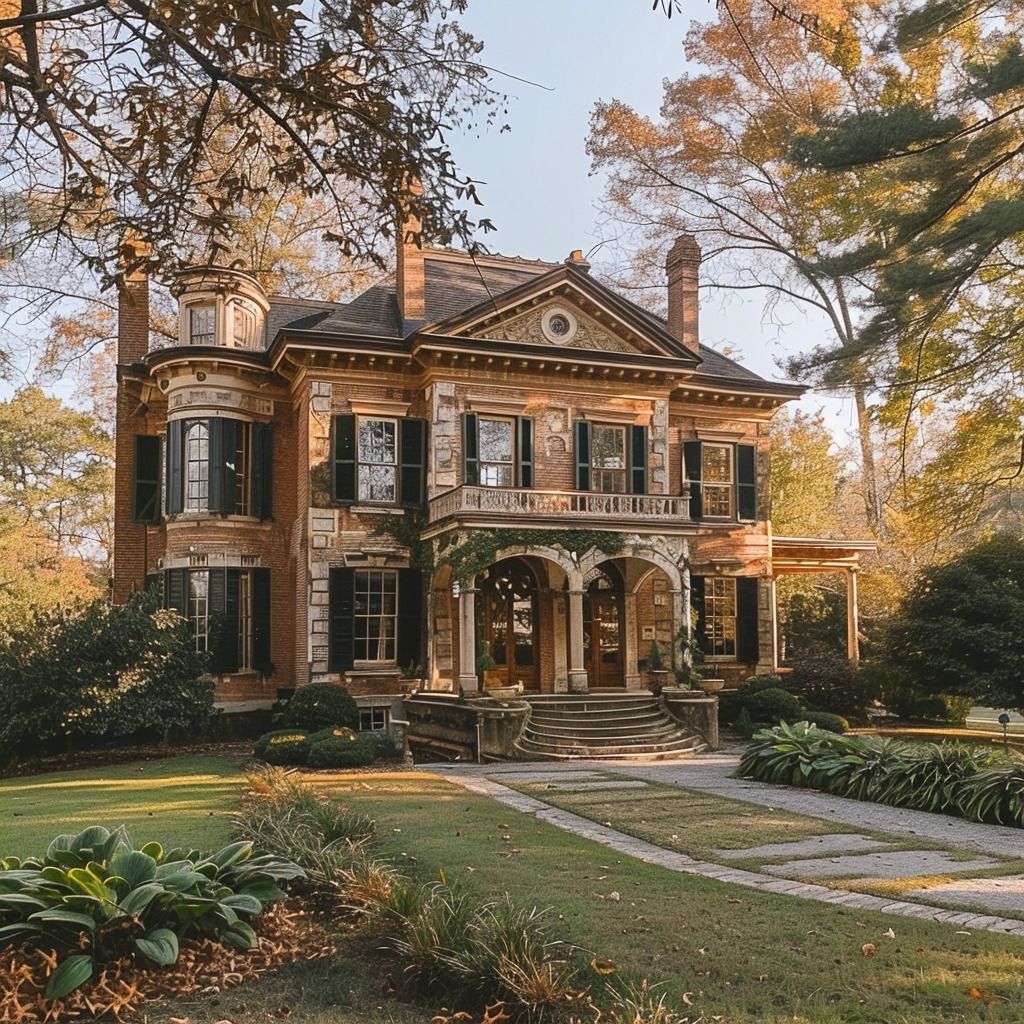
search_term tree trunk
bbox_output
[854,384,883,538]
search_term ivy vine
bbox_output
[371,508,435,576]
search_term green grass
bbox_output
[0,754,246,855]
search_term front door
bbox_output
[479,558,538,690]
[583,570,625,688]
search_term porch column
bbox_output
[671,588,687,672]
[457,583,480,694]
[552,591,569,693]
[568,586,588,693]
[624,592,642,689]
[846,568,860,668]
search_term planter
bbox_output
[661,686,707,700]
[698,677,726,693]
[647,669,670,695]
[485,685,521,699]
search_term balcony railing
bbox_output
[428,485,691,525]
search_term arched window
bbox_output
[233,301,259,348]
[184,421,210,512]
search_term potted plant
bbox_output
[646,640,670,695]
[400,661,425,693]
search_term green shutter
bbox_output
[208,418,240,514]
[683,440,702,519]
[208,568,240,674]
[737,577,760,664]
[252,568,272,674]
[166,421,184,515]
[396,568,423,670]
[574,421,591,490]
[329,567,355,671]
[331,415,356,502]
[737,443,757,521]
[251,422,273,520]
[690,575,709,656]
[462,412,479,485]
[399,418,427,506]
[132,435,161,523]
[518,417,533,488]
[164,568,187,615]
[630,425,648,495]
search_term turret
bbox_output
[173,265,270,349]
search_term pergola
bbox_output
[771,536,878,666]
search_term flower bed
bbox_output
[737,722,1024,826]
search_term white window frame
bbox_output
[188,570,210,653]
[353,569,398,664]
[478,415,516,488]
[189,304,216,346]
[704,576,737,660]
[702,443,734,519]
[357,416,398,504]
[591,423,628,494]
[359,706,390,731]
[184,420,210,513]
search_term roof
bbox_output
[266,247,795,390]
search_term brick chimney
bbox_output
[117,235,151,364]
[666,233,701,355]
[395,183,426,323]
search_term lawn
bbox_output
[3,757,1024,1024]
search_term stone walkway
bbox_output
[427,759,1024,938]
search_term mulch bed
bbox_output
[2,742,255,779]
[0,903,336,1023]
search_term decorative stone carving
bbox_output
[468,303,641,354]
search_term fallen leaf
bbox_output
[861,943,877,957]
[608,891,621,902]
[968,987,984,1000]
[682,992,694,1006]
[591,957,617,975]
[884,927,896,939]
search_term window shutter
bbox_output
[133,435,161,524]
[630,425,648,495]
[251,422,273,519]
[208,418,239,514]
[396,568,423,670]
[737,577,760,664]
[737,443,757,521]
[166,420,184,515]
[462,412,479,485]
[574,420,591,491]
[208,568,240,674]
[252,568,272,674]
[683,440,703,520]
[331,415,356,503]
[518,417,533,488]
[329,567,355,671]
[690,575,709,656]
[399,418,427,507]
[164,568,187,615]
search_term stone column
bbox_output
[457,584,480,694]
[552,591,569,693]
[568,587,588,693]
[624,592,642,689]
[671,588,687,672]
[846,568,860,667]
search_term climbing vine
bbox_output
[371,508,434,576]
[438,528,625,583]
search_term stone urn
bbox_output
[698,677,726,694]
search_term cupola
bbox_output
[173,265,270,350]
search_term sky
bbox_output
[448,0,857,444]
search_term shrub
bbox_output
[0,825,302,998]
[255,729,311,765]
[787,642,878,721]
[367,729,403,761]
[281,683,359,731]
[958,759,1024,826]
[719,674,789,724]
[0,591,212,761]
[801,711,849,734]
[743,687,805,726]
[308,729,376,769]
[880,678,973,725]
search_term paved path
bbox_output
[426,760,1024,938]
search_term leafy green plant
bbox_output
[0,825,302,998]
[281,683,359,731]
[801,711,849,734]
[736,721,840,786]
[646,641,665,672]
[308,728,376,768]
[254,729,312,765]
[787,643,879,721]
[719,674,789,723]
[743,687,805,726]
[884,743,999,814]
[958,758,1024,826]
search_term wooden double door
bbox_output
[583,567,625,688]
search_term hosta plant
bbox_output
[0,825,303,999]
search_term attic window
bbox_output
[542,307,578,343]
[548,314,570,336]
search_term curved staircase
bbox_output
[514,693,706,761]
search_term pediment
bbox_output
[421,264,700,366]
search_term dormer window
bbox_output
[189,305,216,345]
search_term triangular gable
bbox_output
[420,263,701,366]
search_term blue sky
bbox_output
[451,0,856,442]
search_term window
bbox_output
[702,443,733,518]
[189,305,216,345]
[237,570,253,671]
[354,570,397,662]
[359,706,389,731]
[705,577,737,658]
[184,421,210,512]
[591,424,627,493]
[233,301,258,348]
[188,570,210,653]
[357,417,397,503]
[232,426,250,515]
[478,416,515,486]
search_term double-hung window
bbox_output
[478,416,515,486]
[237,570,253,671]
[187,570,210,653]
[701,443,734,518]
[357,417,398,503]
[591,424,628,493]
[184,421,210,512]
[189,305,216,345]
[704,577,737,658]
[359,706,390,731]
[354,569,398,662]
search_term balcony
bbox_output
[427,485,691,530]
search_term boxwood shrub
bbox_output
[308,728,376,769]
[801,710,849,734]
[255,729,312,766]
[281,683,359,731]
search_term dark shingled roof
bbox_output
[266,249,777,387]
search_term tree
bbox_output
[0,0,501,286]
[885,534,1024,713]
